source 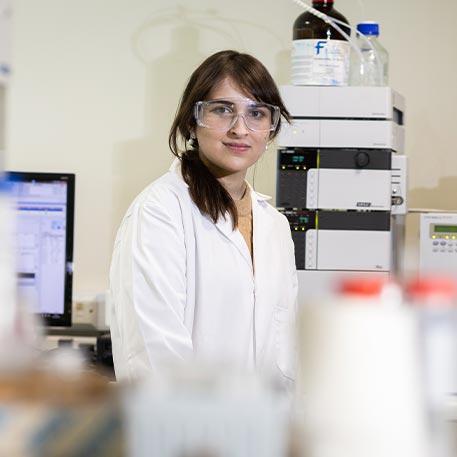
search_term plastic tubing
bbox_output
[331,16,383,84]
[291,0,383,84]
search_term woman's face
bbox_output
[195,77,270,178]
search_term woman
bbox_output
[109,50,297,386]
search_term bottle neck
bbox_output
[312,0,334,8]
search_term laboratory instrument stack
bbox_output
[276,85,407,292]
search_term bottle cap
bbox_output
[338,277,388,297]
[312,0,334,4]
[357,21,380,36]
[406,276,457,307]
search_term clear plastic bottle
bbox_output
[292,0,351,86]
[350,21,389,86]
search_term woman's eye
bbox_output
[210,105,233,115]
[248,108,267,119]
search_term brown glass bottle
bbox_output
[292,0,351,86]
[293,0,350,41]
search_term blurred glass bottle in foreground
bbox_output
[292,0,351,86]
[406,277,457,457]
[296,277,428,457]
[350,21,389,86]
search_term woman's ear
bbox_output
[188,131,198,150]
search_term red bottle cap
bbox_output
[406,276,457,306]
[339,277,388,297]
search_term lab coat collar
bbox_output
[169,157,272,202]
[246,181,271,203]
[214,211,253,268]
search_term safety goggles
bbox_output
[194,98,280,132]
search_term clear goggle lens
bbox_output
[194,99,280,132]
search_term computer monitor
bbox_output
[8,172,75,327]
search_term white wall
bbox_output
[6,0,457,297]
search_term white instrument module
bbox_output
[420,213,457,274]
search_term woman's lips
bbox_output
[223,142,251,153]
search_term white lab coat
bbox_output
[109,160,298,385]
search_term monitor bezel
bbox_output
[8,171,75,327]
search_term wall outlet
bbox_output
[72,298,97,325]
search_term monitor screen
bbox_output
[8,172,75,327]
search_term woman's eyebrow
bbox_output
[210,99,235,105]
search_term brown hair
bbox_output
[169,50,290,228]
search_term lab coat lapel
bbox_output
[170,160,252,268]
[214,213,252,268]
[251,193,275,361]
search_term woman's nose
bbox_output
[228,114,250,135]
